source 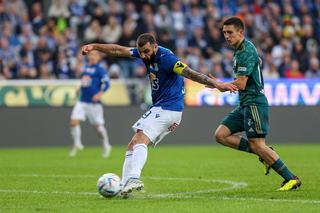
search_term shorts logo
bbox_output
[248,127,254,132]
[168,123,179,132]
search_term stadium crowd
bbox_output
[0,0,319,80]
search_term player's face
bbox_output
[88,50,101,65]
[137,42,158,64]
[222,25,244,48]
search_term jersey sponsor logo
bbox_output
[81,75,92,87]
[149,63,159,72]
[238,66,247,72]
[85,67,95,73]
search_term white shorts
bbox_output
[70,102,105,125]
[132,106,182,146]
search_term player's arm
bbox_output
[81,43,132,58]
[229,76,248,91]
[92,68,110,102]
[173,61,238,92]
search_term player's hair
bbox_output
[137,33,157,47]
[223,17,245,30]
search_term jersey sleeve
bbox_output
[236,52,258,76]
[164,53,182,74]
[129,48,140,58]
[98,65,110,92]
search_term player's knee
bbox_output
[214,130,226,144]
[127,138,139,150]
[248,142,262,154]
[70,120,80,127]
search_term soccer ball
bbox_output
[97,173,121,198]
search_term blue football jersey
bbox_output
[80,63,110,103]
[130,46,185,111]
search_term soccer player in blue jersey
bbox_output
[81,33,237,197]
[209,17,301,191]
[69,50,112,158]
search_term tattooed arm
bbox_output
[81,44,132,58]
[179,65,238,92]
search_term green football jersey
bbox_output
[233,39,268,107]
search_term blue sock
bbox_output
[238,137,252,153]
[271,159,295,181]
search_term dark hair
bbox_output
[137,33,157,47]
[223,17,244,30]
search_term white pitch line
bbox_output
[1,174,319,204]
[0,174,247,198]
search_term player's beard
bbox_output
[143,51,156,65]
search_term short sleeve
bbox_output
[129,48,140,58]
[98,64,109,83]
[164,53,179,73]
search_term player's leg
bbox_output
[215,107,253,153]
[69,102,85,156]
[245,106,300,190]
[121,107,182,197]
[89,104,112,157]
[248,138,301,190]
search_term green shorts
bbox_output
[221,105,269,138]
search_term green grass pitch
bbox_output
[0,144,319,213]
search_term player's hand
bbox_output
[81,44,94,55]
[219,83,238,93]
[92,91,103,102]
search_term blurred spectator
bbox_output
[154,4,173,34]
[305,57,320,78]
[84,19,102,43]
[30,2,46,35]
[284,59,304,78]
[0,38,19,79]
[0,3,11,29]
[102,15,122,43]
[48,0,70,19]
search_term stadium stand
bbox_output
[0,0,319,80]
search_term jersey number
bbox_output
[151,78,159,90]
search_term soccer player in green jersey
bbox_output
[210,17,301,191]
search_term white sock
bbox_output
[128,144,148,179]
[70,125,82,147]
[121,150,133,185]
[96,125,111,147]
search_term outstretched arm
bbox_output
[180,65,238,92]
[81,43,133,58]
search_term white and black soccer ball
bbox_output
[97,173,121,198]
